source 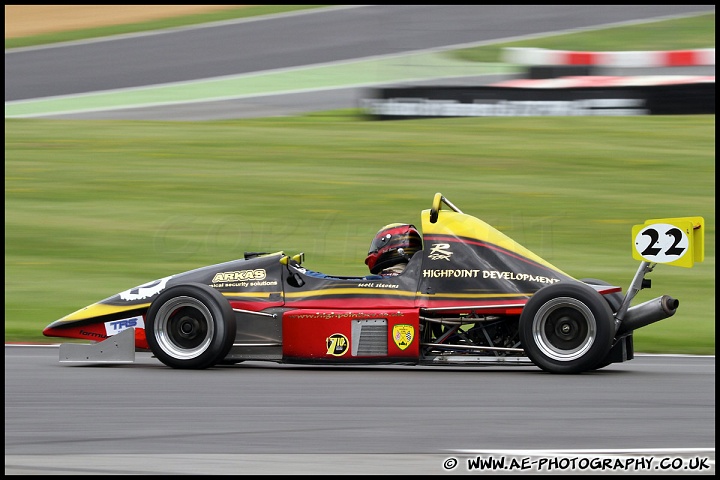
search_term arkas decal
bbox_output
[393,324,414,350]
[212,269,266,283]
[326,333,349,356]
[211,268,277,288]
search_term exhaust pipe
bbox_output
[617,295,679,334]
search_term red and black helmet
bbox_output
[364,223,422,274]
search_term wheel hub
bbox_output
[177,315,201,339]
[555,317,576,339]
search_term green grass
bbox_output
[5,114,715,353]
[4,9,715,354]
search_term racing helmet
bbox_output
[365,223,422,274]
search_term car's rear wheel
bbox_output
[519,282,614,374]
[580,278,625,371]
[146,283,236,369]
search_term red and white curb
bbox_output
[491,75,715,88]
[502,47,715,67]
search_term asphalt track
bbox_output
[4,346,716,475]
[4,5,715,120]
[4,5,716,475]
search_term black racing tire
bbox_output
[580,278,624,313]
[146,283,236,369]
[580,278,624,371]
[580,278,625,370]
[519,282,615,374]
[591,356,614,372]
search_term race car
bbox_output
[43,193,704,374]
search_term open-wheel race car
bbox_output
[44,193,705,374]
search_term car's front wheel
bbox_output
[519,282,614,374]
[146,283,236,369]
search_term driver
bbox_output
[365,223,422,277]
